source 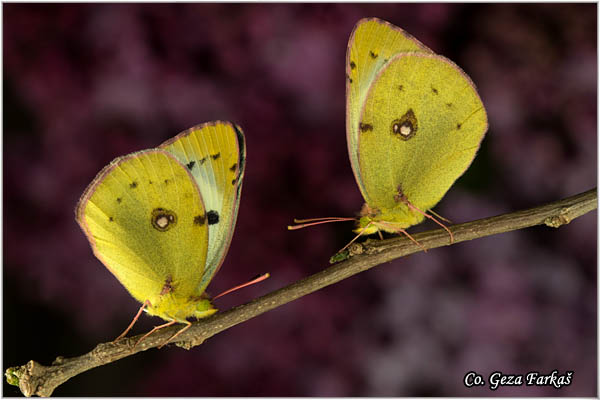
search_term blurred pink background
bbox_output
[3,3,596,396]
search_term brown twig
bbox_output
[5,188,596,397]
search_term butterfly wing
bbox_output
[357,53,488,214]
[76,149,210,308]
[346,18,432,200]
[159,121,245,293]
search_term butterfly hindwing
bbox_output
[357,53,488,213]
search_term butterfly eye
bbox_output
[391,109,418,141]
[151,208,177,232]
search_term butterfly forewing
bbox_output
[346,18,432,200]
[160,121,246,293]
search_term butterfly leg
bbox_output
[428,208,452,224]
[404,201,454,243]
[376,221,428,252]
[396,228,428,252]
[158,320,192,349]
[114,299,151,342]
[338,221,373,254]
[395,188,453,242]
[134,319,177,348]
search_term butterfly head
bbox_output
[192,298,218,320]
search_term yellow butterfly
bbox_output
[290,18,488,249]
[76,121,262,346]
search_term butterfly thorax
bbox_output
[354,202,425,234]
[145,290,217,322]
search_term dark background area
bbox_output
[3,3,596,396]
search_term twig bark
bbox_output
[5,188,597,397]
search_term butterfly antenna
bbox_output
[114,299,151,342]
[293,217,356,223]
[213,272,270,300]
[288,217,356,230]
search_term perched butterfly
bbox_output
[290,18,488,250]
[76,121,266,347]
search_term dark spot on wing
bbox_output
[233,123,246,175]
[194,214,206,225]
[186,161,196,170]
[230,163,237,172]
[431,87,438,95]
[109,216,114,222]
[149,180,153,184]
[199,157,207,165]
[231,124,246,192]
[350,61,356,69]
[446,103,453,108]
[164,179,170,185]
[369,51,378,59]
[116,197,122,203]
[207,210,219,225]
[130,181,138,189]
[211,153,220,160]
[359,122,373,132]
[457,123,462,130]
[398,85,404,91]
